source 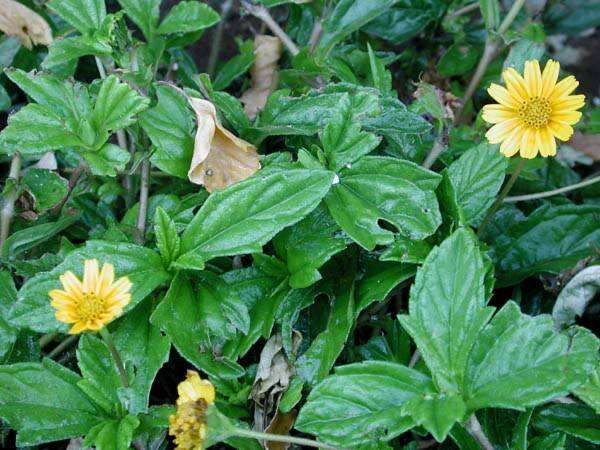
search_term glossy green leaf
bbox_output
[157,1,220,35]
[437,43,480,77]
[177,168,334,267]
[43,35,112,68]
[11,240,170,333]
[113,298,170,414]
[491,204,600,287]
[320,93,381,172]
[48,0,107,33]
[464,302,599,410]
[83,143,131,177]
[150,275,244,379]
[117,0,161,39]
[574,365,600,413]
[325,156,442,250]
[511,409,534,450]
[0,270,18,360]
[356,257,415,312]
[533,404,600,444]
[76,334,122,414]
[22,168,68,212]
[399,229,494,393]
[401,393,466,442]
[153,206,180,264]
[212,40,254,91]
[273,204,347,288]
[528,433,566,450]
[84,414,140,450]
[446,143,508,226]
[140,86,194,179]
[0,359,106,446]
[379,235,432,264]
[296,361,435,446]
[92,75,149,133]
[479,0,500,30]
[319,0,400,51]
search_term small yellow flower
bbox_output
[483,60,585,159]
[169,371,216,450]
[49,259,131,334]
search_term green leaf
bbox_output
[154,207,181,265]
[356,257,415,312]
[84,414,140,450]
[320,93,381,172]
[364,3,443,44]
[117,0,161,40]
[212,40,254,91]
[0,359,106,446]
[533,404,600,444]
[77,334,122,414]
[367,43,392,94]
[0,36,21,70]
[491,204,600,287]
[44,35,112,69]
[48,0,107,33]
[437,43,480,77]
[0,270,18,360]
[92,75,149,133]
[504,39,545,73]
[83,143,131,177]
[574,365,600,413]
[140,86,194,179]
[379,235,432,264]
[273,204,347,288]
[11,240,170,333]
[319,0,400,51]
[2,213,80,260]
[511,409,534,450]
[157,1,220,35]
[0,83,10,111]
[150,275,245,379]
[446,143,508,226]
[296,361,434,446]
[401,393,466,442]
[529,433,566,450]
[22,168,68,212]
[113,298,170,414]
[399,229,494,393]
[479,0,500,30]
[464,302,599,410]
[325,156,441,250]
[177,168,334,267]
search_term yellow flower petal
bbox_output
[550,76,579,101]
[551,94,585,112]
[482,104,516,124]
[488,83,520,109]
[486,118,521,144]
[551,111,582,125]
[69,322,88,334]
[520,128,538,159]
[538,128,557,157]
[500,126,524,157]
[548,121,574,141]
[97,263,115,297]
[60,271,83,297]
[524,60,543,97]
[83,259,99,293]
[541,60,560,98]
[502,68,528,101]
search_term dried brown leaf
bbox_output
[0,0,52,49]
[570,131,600,161]
[264,409,297,450]
[187,97,260,192]
[241,35,282,120]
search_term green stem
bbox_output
[99,328,129,389]
[231,428,338,450]
[39,333,58,349]
[477,158,526,237]
[207,0,234,76]
[505,173,600,203]
[0,152,22,248]
[498,0,527,35]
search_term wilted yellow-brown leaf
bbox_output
[187,98,260,192]
[241,35,282,119]
[0,0,52,49]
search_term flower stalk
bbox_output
[231,428,339,450]
[0,151,21,248]
[99,327,129,389]
[505,173,600,202]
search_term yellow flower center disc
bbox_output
[76,293,105,322]
[518,97,552,129]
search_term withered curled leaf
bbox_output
[187,97,260,192]
[0,0,52,49]
[241,35,282,120]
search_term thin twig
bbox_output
[208,0,235,76]
[422,124,448,169]
[308,19,323,52]
[135,158,150,243]
[242,1,300,56]
[39,333,58,349]
[0,152,22,248]
[449,2,479,18]
[408,350,420,368]
[95,56,107,79]
[466,415,494,450]
[46,335,79,359]
[49,164,86,216]
[232,427,338,450]
[505,173,600,202]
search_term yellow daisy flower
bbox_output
[483,60,585,159]
[49,259,132,334]
[169,371,216,450]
